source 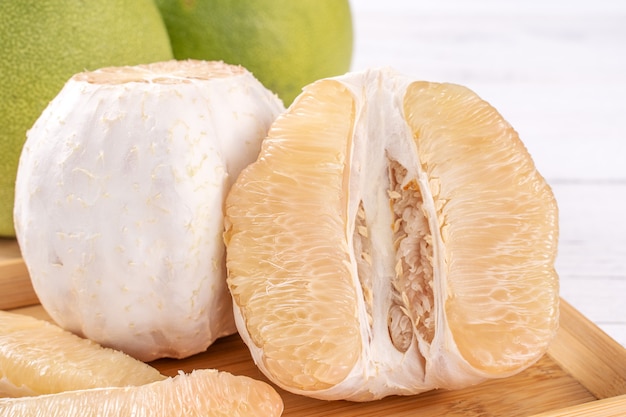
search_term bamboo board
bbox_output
[2,238,625,416]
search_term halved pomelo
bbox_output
[224,68,559,401]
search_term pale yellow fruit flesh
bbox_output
[0,369,284,417]
[0,311,164,397]
[225,71,559,397]
[226,81,361,391]
[403,82,559,373]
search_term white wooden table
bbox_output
[350,0,626,348]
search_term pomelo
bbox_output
[0,369,283,417]
[155,0,353,105]
[0,0,173,236]
[223,68,559,401]
[0,310,165,397]
[14,60,284,361]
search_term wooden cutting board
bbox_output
[2,238,625,416]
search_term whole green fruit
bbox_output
[155,0,353,105]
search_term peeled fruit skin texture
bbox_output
[13,60,285,361]
[224,68,559,401]
[0,0,173,237]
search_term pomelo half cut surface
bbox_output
[224,67,559,401]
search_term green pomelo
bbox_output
[155,0,353,106]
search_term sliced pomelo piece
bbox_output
[0,310,164,397]
[0,369,284,416]
[224,68,559,401]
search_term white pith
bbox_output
[13,60,285,361]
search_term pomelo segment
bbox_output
[0,310,164,397]
[224,68,559,401]
[0,369,284,417]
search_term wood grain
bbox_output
[0,239,21,260]
[0,258,37,310]
[547,300,626,400]
[0,240,35,311]
[530,394,626,417]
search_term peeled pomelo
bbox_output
[0,0,173,237]
[224,67,560,401]
[13,60,285,361]
[154,0,353,105]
